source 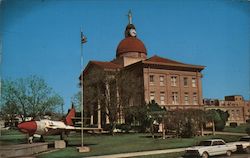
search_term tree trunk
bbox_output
[212,120,215,135]
[201,124,204,136]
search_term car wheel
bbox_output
[202,152,209,158]
[246,146,250,154]
[226,150,232,157]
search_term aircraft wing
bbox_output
[46,125,102,132]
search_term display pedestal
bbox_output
[76,146,90,153]
[55,140,66,149]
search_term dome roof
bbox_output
[116,37,147,57]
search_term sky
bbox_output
[1,0,250,110]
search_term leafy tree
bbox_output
[165,109,206,138]
[124,105,149,132]
[1,75,64,121]
[146,101,166,138]
[206,109,229,131]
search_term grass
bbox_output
[0,130,243,158]
[37,133,242,158]
[0,129,26,145]
[223,124,249,133]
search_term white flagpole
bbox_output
[80,27,84,147]
[0,39,2,137]
[80,27,87,147]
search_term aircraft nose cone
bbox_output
[18,121,37,134]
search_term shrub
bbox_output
[246,127,250,135]
[180,119,195,138]
[215,121,225,131]
[120,124,131,133]
[230,122,238,128]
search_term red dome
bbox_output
[116,37,147,57]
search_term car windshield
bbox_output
[199,141,211,146]
[239,137,250,142]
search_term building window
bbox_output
[150,91,155,102]
[160,92,165,105]
[159,76,164,86]
[171,76,177,86]
[184,77,188,87]
[172,92,178,104]
[192,78,196,87]
[193,92,198,105]
[184,93,189,105]
[149,75,154,85]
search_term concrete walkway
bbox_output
[203,131,247,136]
[85,148,186,158]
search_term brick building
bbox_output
[81,12,205,127]
[204,95,250,125]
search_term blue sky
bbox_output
[1,0,250,110]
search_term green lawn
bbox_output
[0,129,27,145]
[37,133,242,158]
[223,124,249,133]
[0,130,243,158]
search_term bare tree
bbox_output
[1,75,64,121]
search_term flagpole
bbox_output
[0,39,2,137]
[80,27,84,148]
[77,26,88,153]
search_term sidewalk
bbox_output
[85,147,186,158]
[203,131,247,136]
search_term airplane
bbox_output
[17,106,101,143]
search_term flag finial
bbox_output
[127,10,132,24]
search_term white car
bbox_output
[184,139,236,158]
[233,136,250,153]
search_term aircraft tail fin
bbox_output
[65,104,76,126]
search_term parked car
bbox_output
[184,139,236,158]
[232,136,250,153]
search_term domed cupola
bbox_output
[116,10,147,58]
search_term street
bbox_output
[218,154,250,158]
[180,154,250,158]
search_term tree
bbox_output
[1,75,64,121]
[165,109,206,138]
[146,101,166,138]
[71,91,81,111]
[206,109,229,132]
[83,66,144,134]
[83,68,119,133]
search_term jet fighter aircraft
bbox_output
[18,106,100,143]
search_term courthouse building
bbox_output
[81,12,205,127]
